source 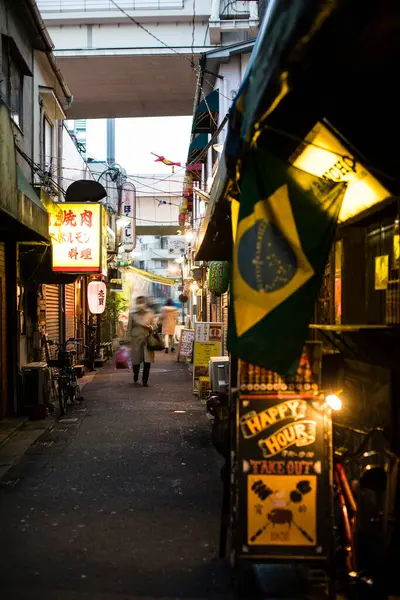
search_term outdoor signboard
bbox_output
[177,329,194,362]
[120,182,136,252]
[167,238,185,255]
[193,322,223,393]
[50,203,107,276]
[234,342,333,562]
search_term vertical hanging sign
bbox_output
[120,183,136,252]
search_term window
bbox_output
[160,237,168,249]
[41,115,53,174]
[2,37,25,129]
[139,261,145,270]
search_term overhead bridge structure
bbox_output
[37,0,259,119]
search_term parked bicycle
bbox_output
[79,320,98,371]
[43,337,84,416]
[332,421,399,599]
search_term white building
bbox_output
[116,173,186,284]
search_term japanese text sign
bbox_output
[50,203,106,274]
[120,183,136,251]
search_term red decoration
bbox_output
[151,152,181,167]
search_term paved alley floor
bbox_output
[0,354,230,600]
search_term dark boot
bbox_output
[165,348,169,354]
[133,364,140,383]
[143,362,151,386]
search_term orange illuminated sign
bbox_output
[50,203,107,274]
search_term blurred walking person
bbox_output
[128,296,156,387]
[160,298,179,353]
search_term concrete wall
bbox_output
[44,21,211,54]
[62,127,96,190]
[136,194,180,227]
[38,0,214,24]
[0,0,34,180]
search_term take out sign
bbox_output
[50,203,107,275]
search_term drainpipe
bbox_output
[57,121,64,197]
[27,0,73,109]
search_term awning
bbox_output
[188,133,208,163]
[36,188,63,244]
[195,0,400,261]
[126,266,175,287]
[19,243,78,284]
[39,87,66,121]
[17,167,49,241]
[194,154,233,261]
[193,90,219,134]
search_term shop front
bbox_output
[0,103,53,417]
[189,0,400,595]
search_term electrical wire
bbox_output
[108,0,233,107]
[16,145,67,197]
[27,244,50,282]
[191,0,196,68]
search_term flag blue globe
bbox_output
[238,220,298,292]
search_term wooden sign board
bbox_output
[177,329,194,362]
[233,342,333,563]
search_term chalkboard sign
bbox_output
[177,329,194,362]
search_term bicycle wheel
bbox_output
[67,368,80,404]
[58,375,68,416]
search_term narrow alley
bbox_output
[0,356,230,600]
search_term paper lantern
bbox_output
[208,261,230,296]
[88,280,107,314]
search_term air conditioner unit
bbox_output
[209,356,230,393]
[21,362,51,407]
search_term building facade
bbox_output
[0,0,104,420]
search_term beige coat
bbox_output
[128,308,156,364]
[160,306,179,335]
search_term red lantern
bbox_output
[88,280,107,314]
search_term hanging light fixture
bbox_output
[88,280,107,315]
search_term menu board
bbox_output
[234,342,332,561]
[193,322,223,393]
[177,329,194,362]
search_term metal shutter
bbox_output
[65,284,75,341]
[0,242,6,417]
[44,284,60,343]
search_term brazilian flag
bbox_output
[228,150,346,375]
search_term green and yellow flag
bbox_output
[228,150,346,375]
